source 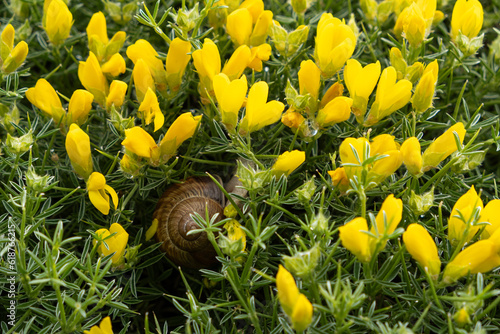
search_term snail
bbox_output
[153,174,247,269]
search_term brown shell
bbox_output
[153,176,225,269]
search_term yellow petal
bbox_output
[122,127,158,158]
[276,265,300,316]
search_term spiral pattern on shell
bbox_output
[153,176,225,269]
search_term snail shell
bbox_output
[153,176,225,269]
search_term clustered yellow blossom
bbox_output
[339,194,403,262]
[276,265,313,332]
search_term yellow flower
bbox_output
[94,224,128,265]
[106,80,128,110]
[1,24,14,55]
[87,11,126,63]
[448,186,483,246]
[213,73,247,131]
[291,293,313,332]
[165,38,192,92]
[239,0,264,23]
[298,60,321,100]
[224,219,247,253]
[454,308,471,327]
[412,60,439,113]
[65,123,93,179]
[221,45,252,81]
[339,134,402,187]
[365,66,412,126]
[121,126,159,160]
[87,11,108,46]
[451,0,483,40]
[339,217,372,262]
[25,78,65,123]
[316,96,353,127]
[327,167,350,193]
[320,82,344,108]
[67,90,94,126]
[372,194,403,238]
[226,8,253,46]
[314,13,356,78]
[87,172,119,215]
[132,58,155,103]
[400,3,426,47]
[344,59,381,121]
[43,0,73,46]
[127,39,167,91]
[78,52,108,106]
[275,260,314,332]
[192,39,221,99]
[1,24,28,74]
[101,53,126,77]
[247,43,272,72]
[138,88,164,132]
[402,223,441,278]
[271,150,306,177]
[442,239,500,285]
[159,112,202,161]
[400,137,423,175]
[145,219,159,242]
[84,316,114,334]
[281,110,305,130]
[479,200,500,238]
[421,122,466,171]
[239,81,285,134]
[249,10,273,46]
[276,265,300,316]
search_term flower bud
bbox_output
[287,25,309,56]
[314,13,356,78]
[25,78,65,123]
[454,308,471,327]
[402,3,426,47]
[328,167,350,193]
[165,38,192,93]
[43,0,73,46]
[120,153,142,177]
[78,52,108,106]
[401,137,422,175]
[276,265,300,316]
[65,124,93,179]
[412,60,439,113]
[176,3,200,33]
[132,58,155,103]
[291,294,313,332]
[67,90,94,126]
[372,194,403,238]
[271,150,306,177]
[106,80,128,110]
[451,0,483,40]
[403,223,441,278]
[339,217,372,262]
[421,122,466,171]
[6,130,33,154]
